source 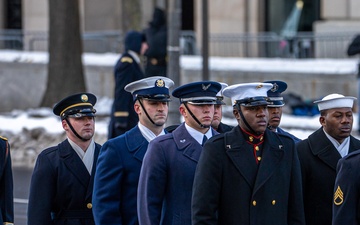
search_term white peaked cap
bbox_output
[223,82,273,106]
[216,82,229,97]
[313,93,356,111]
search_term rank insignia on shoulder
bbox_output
[0,136,8,141]
[121,57,133,63]
[334,185,344,205]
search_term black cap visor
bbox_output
[236,97,269,107]
[63,108,96,119]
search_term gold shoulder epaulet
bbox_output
[0,136,8,141]
[121,57,133,63]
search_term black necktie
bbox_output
[202,135,208,146]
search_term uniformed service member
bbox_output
[297,93,360,225]
[137,81,222,225]
[192,82,305,225]
[28,93,101,225]
[332,149,360,225]
[108,30,148,139]
[93,76,174,225]
[264,80,301,143]
[0,136,14,225]
[211,82,234,133]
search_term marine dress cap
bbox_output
[125,76,174,102]
[313,93,356,111]
[215,82,229,105]
[223,82,273,107]
[53,93,97,119]
[264,80,288,107]
[172,81,222,105]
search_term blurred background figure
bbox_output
[143,7,167,77]
[211,82,233,133]
[264,80,301,143]
[108,31,148,139]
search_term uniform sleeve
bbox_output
[332,158,360,225]
[93,140,125,225]
[0,141,14,224]
[137,139,167,225]
[191,141,221,225]
[27,153,56,225]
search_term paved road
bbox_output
[13,166,33,225]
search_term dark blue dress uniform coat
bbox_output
[216,122,233,133]
[296,128,360,225]
[332,149,360,225]
[93,125,148,225]
[277,127,301,143]
[0,137,13,224]
[108,52,145,139]
[137,123,218,225]
[192,126,305,225]
[28,140,101,225]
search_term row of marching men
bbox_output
[1,76,359,225]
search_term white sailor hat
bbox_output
[215,82,229,105]
[313,93,356,111]
[223,82,273,107]
[125,76,174,102]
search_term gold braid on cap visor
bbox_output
[60,103,93,117]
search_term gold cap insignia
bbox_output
[81,94,89,102]
[156,79,165,87]
[256,84,263,89]
[334,185,344,205]
[270,83,278,92]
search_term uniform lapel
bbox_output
[173,123,202,162]
[308,128,340,171]
[253,131,284,193]
[126,126,149,162]
[225,127,258,188]
[59,140,90,188]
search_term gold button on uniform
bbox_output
[255,146,259,151]
[272,200,276,205]
[257,156,262,161]
[252,200,257,206]
[87,203,92,209]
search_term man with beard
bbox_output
[264,80,301,143]
[28,93,101,225]
[93,76,174,225]
[297,93,360,225]
[192,82,305,225]
[137,81,221,225]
